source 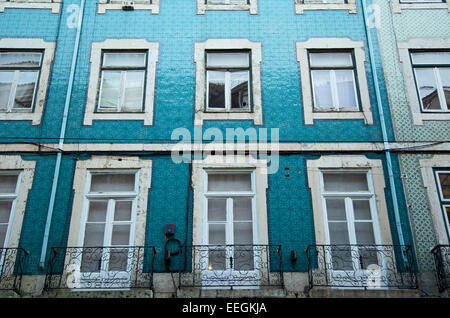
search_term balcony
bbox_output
[179,245,283,289]
[0,248,29,293]
[431,245,450,292]
[306,244,417,290]
[45,246,156,290]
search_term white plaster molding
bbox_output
[0,0,61,13]
[197,0,258,14]
[295,0,357,14]
[98,0,160,14]
[391,0,450,13]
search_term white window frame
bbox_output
[98,0,160,14]
[84,39,159,126]
[420,155,450,245]
[296,38,373,125]
[194,39,263,126]
[295,0,357,14]
[434,170,450,239]
[0,38,55,125]
[192,155,269,288]
[398,38,450,125]
[0,0,61,13]
[392,0,450,13]
[65,156,152,290]
[197,0,258,14]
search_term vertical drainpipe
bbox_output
[360,0,407,250]
[39,0,86,270]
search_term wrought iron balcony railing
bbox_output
[0,248,29,293]
[179,245,283,289]
[306,244,417,290]
[45,246,156,290]
[431,245,450,292]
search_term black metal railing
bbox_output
[431,245,450,292]
[0,248,29,293]
[45,246,157,290]
[179,245,283,288]
[306,244,417,290]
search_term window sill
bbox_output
[392,1,450,13]
[98,0,160,14]
[295,1,357,14]
[197,0,258,14]
[0,0,61,13]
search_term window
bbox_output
[206,51,250,112]
[309,51,359,112]
[0,51,43,113]
[392,0,450,13]
[194,39,263,125]
[398,39,450,124]
[84,40,159,125]
[296,38,373,125]
[98,0,160,14]
[435,170,450,238]
[410,51,450,113]
[98,51,147,113]
[197,0,258,14]
[0,173,19,249]
[295,0,357,14]
[0,0,61,13]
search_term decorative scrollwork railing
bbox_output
[179,245,283,289]
[431,245,450,292]
[45,246,156,290]
[0,248,29,292]
[306,244,417,290]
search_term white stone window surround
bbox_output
[392,0,450,13]
[0,156,35,250]
[295,0,357,14]
[191,155,269,248]
[194,39,263,126]
[0,0,61,13]
[66,156,152,252]
[197,0,258,14]
[0,38,55,125]
[98,0,160,14]
[84,39,159,126]
[419,155,450,245]
[307,155,394,248]
[296,38,373,125]
[397,38,450,125]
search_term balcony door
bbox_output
[202,170,259,288]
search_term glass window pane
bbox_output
[0,71,14,110]
[353,200,372,220]
[111,224,130,246]
[310,52,353,68]
[83,223,105,247]
[114,201,132,221]
[233,197,252,221]
[439,68,450,110]
[234,246,254,271]
[411,52,450,65]
[12,71,38,109]
[80,248,102,273]
[208,173,252,192]
[328,222,350,245]
[208,248,226,271]
[325,198,346,221]
[99,71,121,110]
[0,224,7,247]
[323,173,368,192]
[87,201,108,222]
[355,222,376,245]
[311,70,333,109]
[335,70,358,109]
[415,68,441,110]
[230,71,249,109]
[330,245,353,271]
[207,52,249,68]
[123,71,144,111]
[90,174,136,192]
[108,248,128,272]
[103,53,146,68]
[208,198,227,222]
[0,53,42,67]
[207,71,225,109]
[209,224,226,245]
[0,175,18,194]
[438,172,450,200]
[233,222,253,245]
[0,201,12,223]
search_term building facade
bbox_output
[0,0,447,298]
